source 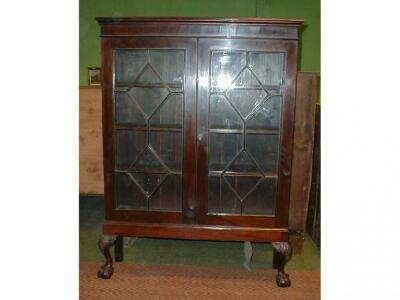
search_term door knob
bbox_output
[198,133,204,142]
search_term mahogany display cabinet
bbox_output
[96,17,303,287]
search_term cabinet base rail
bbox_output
[103,221,288,242]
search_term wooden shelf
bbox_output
[211,85,280,92]
[115,169,182,176]
[209,128,279,135]
[115,82,183,90]
[115,124,182,132]
[209,170,277,178]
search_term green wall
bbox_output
[80,0,320,85]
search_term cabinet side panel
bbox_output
[275,41,298,228]
[101,38,116,220]
[288,72,318,253]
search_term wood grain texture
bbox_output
[288,72,319,254]
[79,86,104,194]
[103,221,288,242]
[96,17,304,25]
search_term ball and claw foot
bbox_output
[276,272,291,287]
[272,242,292,288]
[97,264,114,279]
[97,235,116,280]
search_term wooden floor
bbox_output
[80,261,320,300]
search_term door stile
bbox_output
[182,39,198,224]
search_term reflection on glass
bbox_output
[210,95,242,130]
[246,96,282,129]
[226,89,267,120]
[208,50,284,216]
[211,51,245,90]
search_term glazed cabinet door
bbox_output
[197,39,297,228]
[102,38,197,223]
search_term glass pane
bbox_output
[127,87,169,118]
[209,94,242,130]
[130,147,167,173]
[209,133,242,171]
[115,173,147,210]
[149,132,183,172]
[150,175,182,211]
[223,175,263,201]
[246,96,282,130]
[150,93,183,129]
[232,68,260,88]
[114,48,184,212]
[248,52,284,87]
[136,65,161,84]
[242,178,277,215]
[226,88,267,120]
[115,131,146,170]
[208,176,241,215]
[225,150,260,174]
[211,51,246,90]
[114,50,147,83]
[129,172,167,196]
[149,50,184,87]
[208,50,284,216]
[246,134,279,174]
[114,92,146,125]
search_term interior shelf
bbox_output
[115,169,182,176]
[209,128,279,135]
[115,82,183,90]
[115,124,183,132]
[208,170,277,178]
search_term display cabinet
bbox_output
[96,17,303,287]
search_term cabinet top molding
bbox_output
[96,17,303,26]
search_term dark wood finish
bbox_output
[271,242,292,287]
[272,248,279,269]
[114,235,123,262]
[96,17,304,25]
[306,103,320,248]
[288,72,319,253]
[197,38,298,229]
[97,17,305,287]
[101,37,197,223]
[96,17,302,40]
[97,235,116,279]
[103,221,288,242]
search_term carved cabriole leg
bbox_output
[271,242,292,287]
[97,235,116,279]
